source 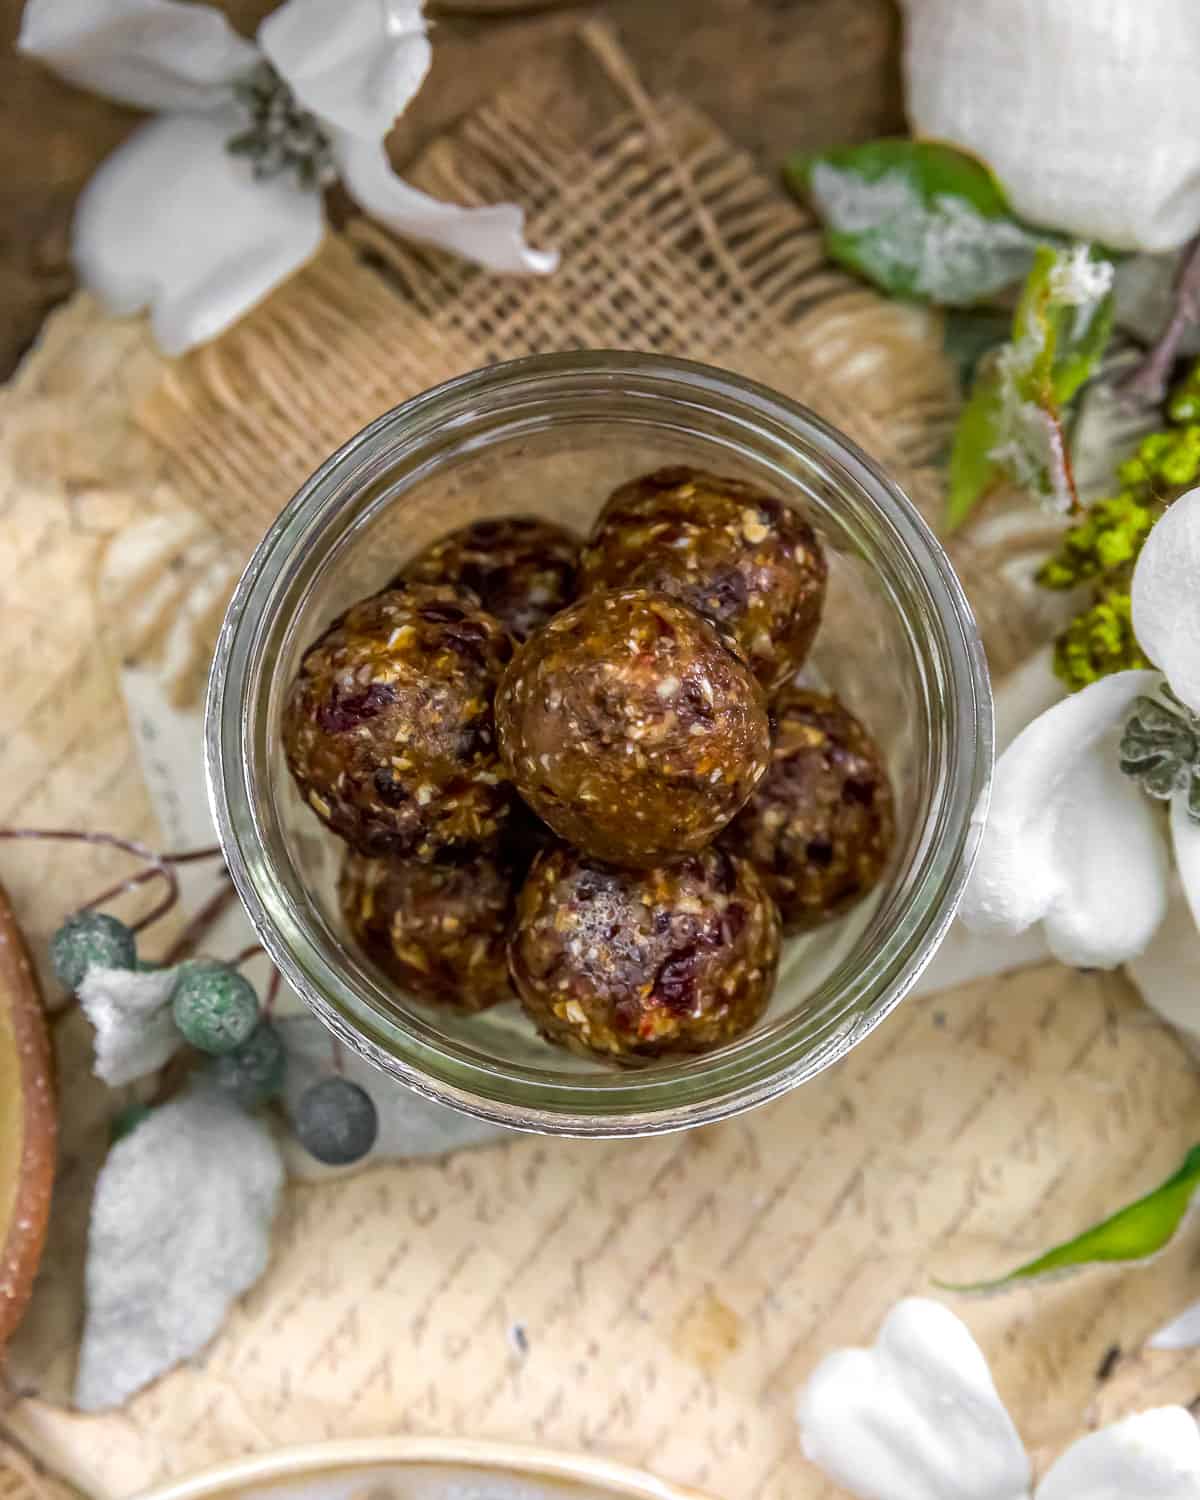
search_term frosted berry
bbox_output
[294,1076,378,1165]
[51,911,136,990]
[171,961,259,1055]
[211,1023,285,1107]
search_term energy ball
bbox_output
[496,589,770,867]
[510,844,780,1060]
[721,688,895,932]
[283,584,513,859]
[340,847,516,1012]
[397,515,579,641]
[578,466,827,690]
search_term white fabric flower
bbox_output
[899,0,1200,252]
[18,0,556,355]
[959,486,1200,1030]
[798,1298,1200,1500]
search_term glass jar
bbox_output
[207,352,992,1137]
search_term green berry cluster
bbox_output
[1038,356,1200,690]
[50,911,137,990]
[1035,493,1157,591]
[50,906,376,1161]
[1052,591,1152,692]
[50,910,284,1109]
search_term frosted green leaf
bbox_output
[946,364,1003,529]
[946,244,1116,525]
[787,140,1041,305]
[76,1080,283,1410]
[940,1144,1200,1292]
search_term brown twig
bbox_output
[1122,232,1200,407]
[0,826,181,936]
[0,831,224,941]
[263,966,282,1018]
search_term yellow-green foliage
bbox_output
[1053,592,1152,691]
[1041,357,1200,690]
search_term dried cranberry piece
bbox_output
[705,566,749,617]
[720,903,747,944]
[709,847,737,895]
[455,718,493,758]
[612,996,642,1032]
[842,778,876,806]
[372,767,410,806]
[806,840,834,868]
[442,619,500,668]
[317,682,397,734]
[653,947,701,1015]
[419,601,468,623]
[678,679,715,725]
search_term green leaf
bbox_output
[1053,289,1116,405]
[785,139,1042,306]
[945,363,1003,529]
[939,1144,1200,1292]
[944,243,1116,523]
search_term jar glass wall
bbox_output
[207,352,992,1136]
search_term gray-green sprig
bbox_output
[227,61,335,190]
[1120,688,1200,822]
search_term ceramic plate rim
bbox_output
[132,1438,716,1500]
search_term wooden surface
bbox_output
[0,880,54,1348]
[0,0,904,379]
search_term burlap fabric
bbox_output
[1,24,1197,1500]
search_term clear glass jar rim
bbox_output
[207,350,993,1136]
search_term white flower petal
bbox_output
[75,112,325,354]
[797,1298,1031,1500]
[1039,736,1171,967]
[18,0,256,113]
[960,670,1168,966]
[1172,791,1200,934]
[258,0,429,141]
[1132,485,1200,715]
[332,132,558,275]
[1150,1300,1200,1351]
[1035,1408,1200,1500]
[1127,879,1200,1042]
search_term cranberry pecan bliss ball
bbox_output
[339,847,516,1013]
[496,589,771,867]
[510,843,780,1060]
[283,584,513,859]
[396,515,579,642]
[721,687,895,932]
[578,466,827,690]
